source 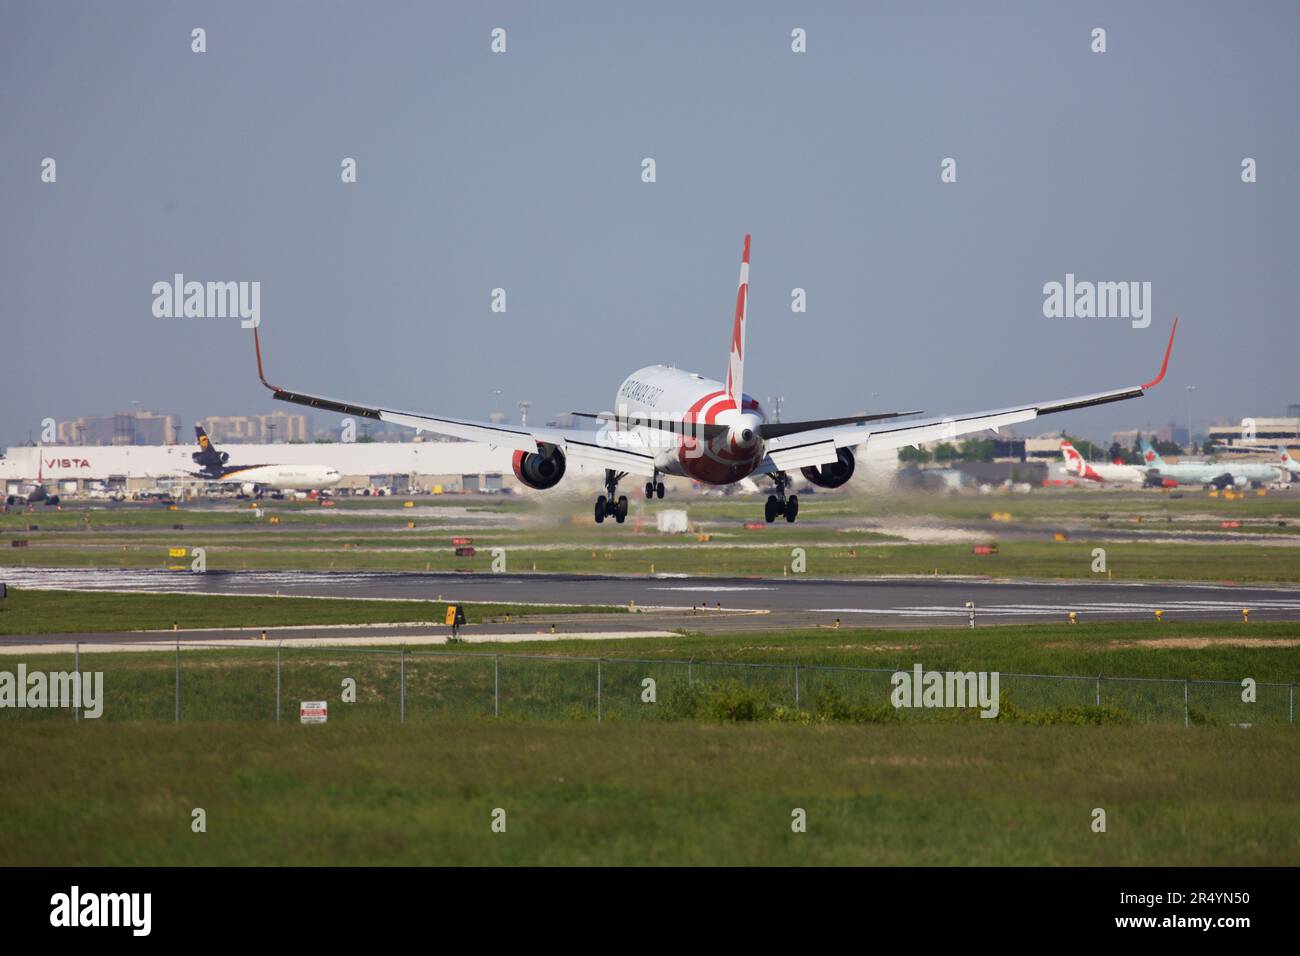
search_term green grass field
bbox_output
[0,588,620,635]
[4,618,1295,727]
[5,488,1299,581]
[7,536,1300,582]
[2,492,1297,865]
[1,721,1295,865]
[3,603,1296,865]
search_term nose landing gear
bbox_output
[595,469,630,524]
[764,472,799,523]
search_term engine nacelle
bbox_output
[800,447,856,488]
[512,446,567,490]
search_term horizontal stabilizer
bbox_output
[571,411,729,440]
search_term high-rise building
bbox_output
[201,412,312,443]
[57,410,180,445]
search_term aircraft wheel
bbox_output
[785,495,799,522]
[616,495,629,521]
[765,496,778,523]
[595,496,606,524]
[645,482,654,499]
[656,481,665,499]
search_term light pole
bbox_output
[1185,385,1197,453]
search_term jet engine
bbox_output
[800,447,856,488]
[512,446,567,490]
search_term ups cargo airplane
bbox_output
[253,235,1178,524]
[190,425,341,496]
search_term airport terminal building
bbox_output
[0,440,530,496]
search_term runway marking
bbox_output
[0,630,680,656]
[649,586,777,592]
[816,599,1300,618]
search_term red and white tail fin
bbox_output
[726,234,750,405]
[1060,440,1083,474]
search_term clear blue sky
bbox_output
[2,1,1297,445]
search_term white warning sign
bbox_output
[300,700,328,724]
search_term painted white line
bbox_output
[0,630,681,656]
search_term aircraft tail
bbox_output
[1059,440,1084,475]
[1280,446,1299,474]
[192,425,228,471]
[726,234,750,405]
[1139,436,1164,468]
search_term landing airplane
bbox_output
[252,235,1178,524]
[1059,440,1147,485]
[189,426,341,497]
[1139,437,1277,489]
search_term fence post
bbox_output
[74,642,80,723]
[275,642,281,724]
[597,659,603,723]
[1095,675,1101,708]
[174,640,180,723]
[1183,680,1189,728]
[400,648,406,724]
[494,655,500,717]
[688,658,693,688]
[1290,684,1294,724]
[794,663,801,710]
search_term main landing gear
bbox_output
[595,469,629,524]
[764,472,799,524]
[644,470,665,500]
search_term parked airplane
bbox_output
[252,235,1178,524]
[3,449,60,507]
[1278,446,1300,478]
[1211,443,1298,483]
[1059,441,1147,485]
[189,426,341,496]
[1139,438,1277,489]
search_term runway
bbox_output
[8,566,1300,629]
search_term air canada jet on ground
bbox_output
[1139,437,1277,489]
[1277,446,1300,478]
[252,235,1178,524]
[1212,444,1299,482]
[189,426,341,497]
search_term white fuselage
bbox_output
[598,365,766,484]
[214,465,342,491]
[1060,443,1147,485]
[1075,461,1147,484]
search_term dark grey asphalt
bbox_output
[5,567,1300,632]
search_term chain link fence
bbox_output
[2,641,1295,727]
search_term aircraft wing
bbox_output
[254,328,658,476]
[763,320,1178,472]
